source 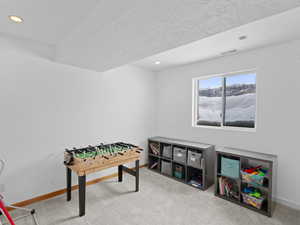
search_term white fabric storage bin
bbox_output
[173,147,187,164]
[162,145,172,158]
[187,151,202,169]
[161,160,172,176]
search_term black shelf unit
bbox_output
[215,147,277,217]
[148,136,215,190]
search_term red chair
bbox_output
[0,195,16,225]
[0,159,39,225]
[0,195,15,225]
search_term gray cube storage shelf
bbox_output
[148,137,215,190]
[215,147,277,217]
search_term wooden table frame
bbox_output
[66,159,140,217]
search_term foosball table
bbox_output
[64,142,142,217]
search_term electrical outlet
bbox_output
[0,184,5,193]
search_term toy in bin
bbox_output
[243,187,262,198]
[241,166,268,186]
[242,187,265,209]
[174,165,184,179]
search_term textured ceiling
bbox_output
[1,0,300,72]
[133,7,300,71]
[56,0,300,72]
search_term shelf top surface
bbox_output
[148,136,213,149]
[216,146,277,162]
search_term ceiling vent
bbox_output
[221,49,238,56]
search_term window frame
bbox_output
[192,69,257,132]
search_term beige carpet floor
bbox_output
[1,168,299,225]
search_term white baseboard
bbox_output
[275,197,300,210]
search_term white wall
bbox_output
[156,40,300,209]
[1,34,300,210]
[0,36,156,204]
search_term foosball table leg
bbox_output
[118,165,123,182]
[66,168,72,201]
[78,175,86,217]
[135,160,139,192]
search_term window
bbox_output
[193,71,256,130]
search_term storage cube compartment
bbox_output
[148,156,160,172]
[187,149,202,169]
[161,160,172,176]
[187,167,203,189]
[218,155,240,179]
[241,183,268,211]
[241,159,270,188]
[173,163,185,180]
[242,193,266,210]
[241,171,269,187]
[161,144,172,159]
[217,175,240,201]
[173,146,187,164]
[149,141,160,155]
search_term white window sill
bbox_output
[192,125,256,132]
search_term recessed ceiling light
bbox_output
[239,35,247,40]
[9,15,23,23]
[155,61,161,65]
